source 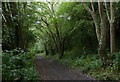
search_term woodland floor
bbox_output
[35,55,96,80]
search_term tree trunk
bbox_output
[18,22,24,49]
[105,2,116,53]
[44,44,49,56]
[98,2,107,59]
[110,2,116,53]
[59,39,65,59]
[18,3,24,50]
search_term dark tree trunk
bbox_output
[98,2,107,59]
[59,39,65,59]
[110,2,116,53]
[44,44,49,56]
[9,2,20,49]
[45,49,49,56]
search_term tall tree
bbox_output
[2,2,37,50]
[83,2,107,58]
[105,2,116,53]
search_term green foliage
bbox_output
[2,49,39,80]
[2,2,37,50]
[57,2,98,55]
[2,2,120,80]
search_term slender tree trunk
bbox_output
[110,2,116,53]
[44,43,49,56]
[98,2,107,58]
[18,22,24,49]
[59,39,65,59]
[105,2,116,53]
[0,1,2,54]
[10,2,20,49]
[18,3,24,50]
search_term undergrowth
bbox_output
[2,49,39,80]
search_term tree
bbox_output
[38,2,66,58]
[83,2,107,58]
[105,2,116,53]
[35,2,82,58]
[2,2,37,51]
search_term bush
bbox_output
[2,49,39,80]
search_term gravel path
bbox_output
[35,55,96,80]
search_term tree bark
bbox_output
[59,39,65,59]
[98,2,107,58]
[9,2,20,49]
[110,2,116,53]
[104,2,116,53]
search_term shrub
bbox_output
[2,49,39,80]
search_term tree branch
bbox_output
[104,1,110,22]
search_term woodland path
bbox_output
[35,55,96,80]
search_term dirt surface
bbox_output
[35,55,96,80]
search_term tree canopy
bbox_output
[2,1,120,80]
